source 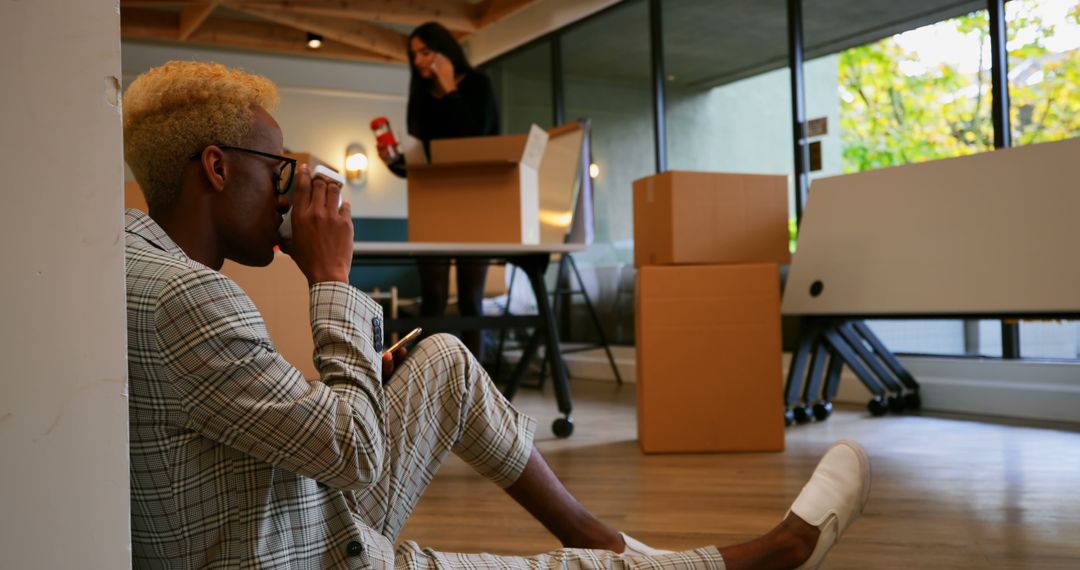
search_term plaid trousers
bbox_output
[354,333,726,570]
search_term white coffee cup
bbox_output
[280,164,345,239]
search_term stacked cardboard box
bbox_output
[633,171,789,453]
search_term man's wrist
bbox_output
[307,272,349,287]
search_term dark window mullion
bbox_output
[551,34,565,127]
[649,0,666,174]
[787,0,810,225]
[988,0,1020,359]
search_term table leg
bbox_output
[502,328,541,402]
[517,254,574,438]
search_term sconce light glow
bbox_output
[345,143,368,188]
[346,152,369,172]
[306,33,323,49]
[589,163,600,179]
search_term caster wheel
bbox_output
[784,408,796,427]
[905,392,922,410]
[887,394,907,414]
[552,417,574,438]
[792,405,813,424]
[867,398,888,417]
[812,401,833,421]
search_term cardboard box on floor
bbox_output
[636,263,785,453]
[407,125,550,244]
[633,171,790,267]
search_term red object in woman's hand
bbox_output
[370,117,400,162]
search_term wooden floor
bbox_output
[397,379,1080,569]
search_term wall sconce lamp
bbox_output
[345,143,369,188]
[589,162,600,179]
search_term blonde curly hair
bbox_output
[123,60,279,211]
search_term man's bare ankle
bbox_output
[559,523,623,552]
[779,514,819,566]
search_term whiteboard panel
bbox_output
[782,137,1080,316]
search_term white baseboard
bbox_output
[508,345,1080,425]
[829,355,1080,424]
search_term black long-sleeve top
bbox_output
[389,70,499,177]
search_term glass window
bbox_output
[1019,320,1079,359]
[1007,0,1080,359]
[483,39,554,134]
[802,4,1000,357]
[1006,0,1080,146]
[831,11,994,173]
[662,0,795,219]
[562,0,654,255]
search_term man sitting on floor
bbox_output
[123,60,870,569]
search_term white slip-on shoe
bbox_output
[619,533,674,558]
[790,440,872,570]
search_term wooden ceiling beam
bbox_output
[475,0,542,28]
[231,0,478,33]
[121,0,189,6]
[179,1,220,40]
[225,2,408,62]
[122,8,181,40]
[121,8,398,64]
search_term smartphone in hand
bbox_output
[383,327,422,356]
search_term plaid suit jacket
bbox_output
[125,210,393,569]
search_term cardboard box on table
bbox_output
[632,171,790,268]
[635,263,785,454]
[406,125,550,243]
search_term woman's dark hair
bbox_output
[406,21,473,138]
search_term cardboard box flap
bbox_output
[430,124,549,168]
[538,123,585,244]
[520,124,549,169]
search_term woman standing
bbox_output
[381,21,499,361]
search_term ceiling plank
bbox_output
[121,0,189,6]
[179,2,221,40]
[122,8,399,64]
[231,0,478,33]
[123,8,181,40]
[225,3,408,62]
[475,0,542,28]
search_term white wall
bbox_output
[122,42,412,218]
[0,1,131,568]
[827,355,1080,425]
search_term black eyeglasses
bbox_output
[189,145,297,195]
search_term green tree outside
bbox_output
[838,1,1080,173]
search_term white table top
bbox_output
[353,241,587,256]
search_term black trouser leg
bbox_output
[456,260,489,362]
